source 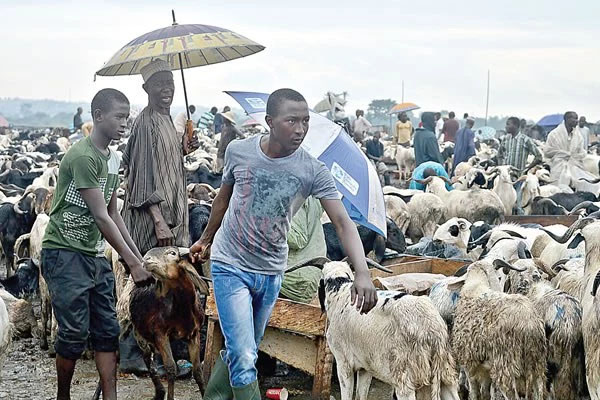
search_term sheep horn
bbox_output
[411,176,433,186]
[551,259,570,271]
[467,231,493,251]
[540,217,596,244]
[439,176,453,185]
[502,230,526,239]
[534,259,556,278]
[493,259,527,272]
[13,203,26,215]
[580,177,600,184]
[198,183,218,195]
[285,257,331,273]
[340,256,393,273]
[569,201,594,215]
[592,271,600,297]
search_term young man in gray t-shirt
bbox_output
[190,88,377,399]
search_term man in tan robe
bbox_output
[119,58,196,373]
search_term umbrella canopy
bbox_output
[474,126,496,140]
[537,114,563,128]
[225,91,387,238]
[389,102,420,114]
[95,22,265,77]
[0,115,8,128]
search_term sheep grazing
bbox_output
[506,259,586,400]
[540,217,600,399]
[416,176,504,225]
[448,259,547,399]
[314,259,459,400]
[118,247,208,400]
[0,295,11,376]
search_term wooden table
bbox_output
[202,256,466,399]
[203,292,333,399]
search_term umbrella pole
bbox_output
[178,53,191,120]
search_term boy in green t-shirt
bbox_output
[41,88,153,400]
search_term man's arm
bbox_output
[320,198,377,313]
[189,183,234,262]
[80,188,152,285]
[107,191,143,261]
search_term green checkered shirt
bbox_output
[498,132,543,172]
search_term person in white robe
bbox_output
[544,111,600,193]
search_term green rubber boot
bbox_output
[203,354,234,400]
[232,380,261,400]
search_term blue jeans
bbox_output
[211,260,282,387]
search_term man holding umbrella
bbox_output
[119,59,197,374]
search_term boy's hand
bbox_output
[189,237,211,264]
[350,271,377,314]
[129,262,154,287]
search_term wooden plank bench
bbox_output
[202,256,466,399]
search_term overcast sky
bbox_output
[1,0,599,121]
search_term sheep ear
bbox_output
[446,276,466,291]
[592,271,600,297]
[179,259,210,295]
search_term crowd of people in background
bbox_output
[344,106,597,197]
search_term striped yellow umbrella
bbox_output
[95,10,265,137]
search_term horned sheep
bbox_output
[313,259,460,400]
[448,259,547,399]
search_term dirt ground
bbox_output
[0,337,393,399]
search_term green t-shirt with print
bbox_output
[43,136,120,257]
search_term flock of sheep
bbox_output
[1,127,600,400]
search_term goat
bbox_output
[448,259,547,399]
[488,166,517,215]
[305,258,460,400]
[118,247,208,400]
[394,145,416,182]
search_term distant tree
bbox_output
[366,99,396,132]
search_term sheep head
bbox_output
[446,259,526,293]
[434,217,472,250]
[142,247,209,296]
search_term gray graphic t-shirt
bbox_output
[211,135,340,274]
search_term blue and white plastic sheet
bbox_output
[225,91,387,238]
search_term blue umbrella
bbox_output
[225,91,387,238]
[537,114,563,129]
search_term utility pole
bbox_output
[485,70,490,125]
[402,80,405,103]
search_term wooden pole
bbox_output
[485,70,490,125]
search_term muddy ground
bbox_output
[0,336,392,399]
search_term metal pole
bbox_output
[402,80,405,103]
[485,70,490,125]
[172,10,190,120]
[178,53,191,120]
